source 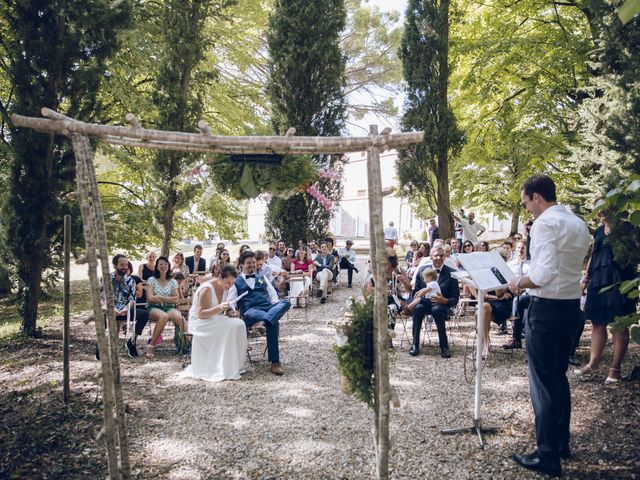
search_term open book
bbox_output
[455,251,516,291]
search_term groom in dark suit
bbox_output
[409,245,459,358]
[227,250,291,375]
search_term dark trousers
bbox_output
[525,297,580,460]
[512,293,531,342]
[411,299,449,349]
[242,300,291,363]
[571,311,586,356]
[112,306,148,337]
[339,257,358,286]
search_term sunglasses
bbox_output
[269,248,275,251]
[222,252,229,256]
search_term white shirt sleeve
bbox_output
[266,280,279,304]
[528,220,558,288]
[227,284,238,310]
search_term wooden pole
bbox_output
[366,124,391,480]
[63,215,71,405]
[72,135,121,480]
[78,135,131,479]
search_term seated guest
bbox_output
[235,244,252,272]
[363,252,412,347]
[294,240,311,259]
[309,241,319,260]
[289,248,314,307]
[325,237,341,282]
[179,265,247,382]
[443,244,459,270]
[450,237,460,256]
[504,239,530,351]
[127,263,150,357]
[405,241,419,267]
[227,251,291,375]
[502,240,515,260]
[338,239,359,288]
[186,245,206,274]
[172,252,190,277]
[462,241,475,254]
[207,242,226,272]
[409,246,459,358]
[255,250,275,283]
[314,242,335,304]
[478,287,513,356]
[210,248,232,277]
[411,242,433,284]
[145,256,188,358]
[276,240,286,257]
[281,246,294,272]
[477,240,489,252]
[266,243,283,270]
[138,251,156,280]
[98,254,147,358]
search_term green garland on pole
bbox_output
[334,296,375,409]
[208,154,317,200]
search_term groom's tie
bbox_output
[245,274,256,279]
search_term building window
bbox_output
[356,189,367,197]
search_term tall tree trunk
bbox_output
[510,203,521,236]
[435,0,454,240]
[161,185,177,258]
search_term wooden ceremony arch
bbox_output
[11,108,424,480]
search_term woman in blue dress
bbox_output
[575,206,637,384]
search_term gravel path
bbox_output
[3,260,638,479]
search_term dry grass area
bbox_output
[1,268,639,479]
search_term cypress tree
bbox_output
[396,0,462,240]
[1,0,132,335]
[150,0,236,257]
[265,0,347,245]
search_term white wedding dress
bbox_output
[179,283,247,382]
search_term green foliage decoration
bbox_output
[334,296,375,409]
[209,154,317,200]
[595,177,640,343]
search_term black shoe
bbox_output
[559,447,571,460]
[316,289,323,298]
[320,296,326,304]
[409,345,420,356]
[502,340,522,350]
[347,284,353,288]
[440,348,451,358]
[512,452,562,477]
[497,325,508,335]
[568,355,581,367]
[126,338,139,358]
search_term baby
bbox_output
[405,268,441,312]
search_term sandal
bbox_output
[146,344,156,358]
[605,368,621,385]
[573,364,599,377]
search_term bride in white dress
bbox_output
[179,265,247,381]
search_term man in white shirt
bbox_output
[337,239,359,288]
[454,211,486,245]
[509,175,590,477]
[227,251,291,375]
[384,221,398,249]
[266,243,283,269]
[503,240,530,350]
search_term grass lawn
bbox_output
[0,279,93,343]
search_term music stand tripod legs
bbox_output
[440,292,499,448]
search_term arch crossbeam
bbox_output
[11,108,424,154]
